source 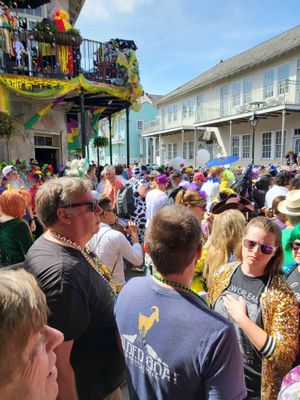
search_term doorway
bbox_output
[35,148,59,172]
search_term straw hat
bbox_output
[277,190,300,216]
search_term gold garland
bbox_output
[50,230,117,297]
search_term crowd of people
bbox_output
[2,156,300,399]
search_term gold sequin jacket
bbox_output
[208,262,299,400]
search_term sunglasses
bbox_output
[290,241,300,251]
[243,239,277,255]
[106,209,117,214]
[61,200,100,213]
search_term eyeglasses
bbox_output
[106,209,117,214]
[60,200,100,213]
[290,241,300,251]
[243,239,277,255]
[194,204,207,211]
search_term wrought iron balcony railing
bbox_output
[0,28,137,85]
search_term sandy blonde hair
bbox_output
[204,209,245,287]
[0,268,48,386]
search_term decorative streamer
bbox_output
[24,95,66,129]
[0,85,11,115]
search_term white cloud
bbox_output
[80,0,153,20]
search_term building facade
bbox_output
[89,93,160,165]
[142,25,300,167]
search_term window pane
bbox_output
[183,142,187,159]
[173,143,177,158]
[242,135,250,159]
[275,131,287,159]
[263,69,274,98]
[262,132,272,159]
[278,64,290,95]
[232,136,239,157]
[232,80,241,107]
[189,141,194,159]
[243,77,252,104]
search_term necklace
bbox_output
[50,230,117,297]
[153,272,208,306]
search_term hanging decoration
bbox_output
[24,95,66,129]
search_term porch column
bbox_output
[80,92,86,158]
[108,115,113,165]
[126,106,130,167]
[280,109,286,166]
[181,128,184,159]
[153,137,156,165]
[145,137,149,164]
[229,120,233,156]
[193,128,197,169]
[159,134,162,165]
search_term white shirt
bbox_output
[145,188,168,227]
[87,223,143,286]
[265,185,288,209]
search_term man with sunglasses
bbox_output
[88,197,143,292]
[25,177,126,400]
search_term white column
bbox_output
[153,137,157,165]
[229,120,232,156]
[181,129,184,159]
[193,128,197,168]
[145,137,149,164]
[159,134,162,165]
[280,109,286,166]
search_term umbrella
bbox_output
[206,155,239,167]
[0,0,50,9]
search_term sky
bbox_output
[76,0,300,96]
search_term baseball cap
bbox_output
[156,174,169,184]
[2,165,16,177]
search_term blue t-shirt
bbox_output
[115,276,247,400]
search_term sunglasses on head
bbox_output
[60,199,101,213]
[243,238,277,255]
[290,241,300,251]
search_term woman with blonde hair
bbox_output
[204,209,245,288]
[175,186,207,293]
[209,217,298,399]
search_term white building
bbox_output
[142,25,300,167]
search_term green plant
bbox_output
[0,112,20,139]
[93,135,109,165]
[66,28,81,37]
[34,20,58,34]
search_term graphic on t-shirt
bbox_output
[138,306,159,337]
[121,305,179,385]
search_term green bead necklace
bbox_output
[153,272,208,306]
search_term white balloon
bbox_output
[196,149,210,165]
[172,156,185,170]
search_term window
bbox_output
[243,77,252,104]
[232,80,241,107]
[19,7,42,16]
[262,132,272,159]
[183,141,194,160]
[220,85,229,116]
[167,143,177,160]
[168,105,172,122]
[187,98,194,118]
[34,136,53,146]
[182,102,187,119]
[232,136,240,157]
[278,63,290,95]
[263,69,275,98]
[275,130,287,159]
[173,104,177,121]
[294,128,300,136]
[242,135,251,159]
[137,120,144,131]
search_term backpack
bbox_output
[116,183,135,218]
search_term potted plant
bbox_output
[93,135,109,166]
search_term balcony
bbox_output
[0,28,137,85]
[195,80,300,124]
[142,118,162,134]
